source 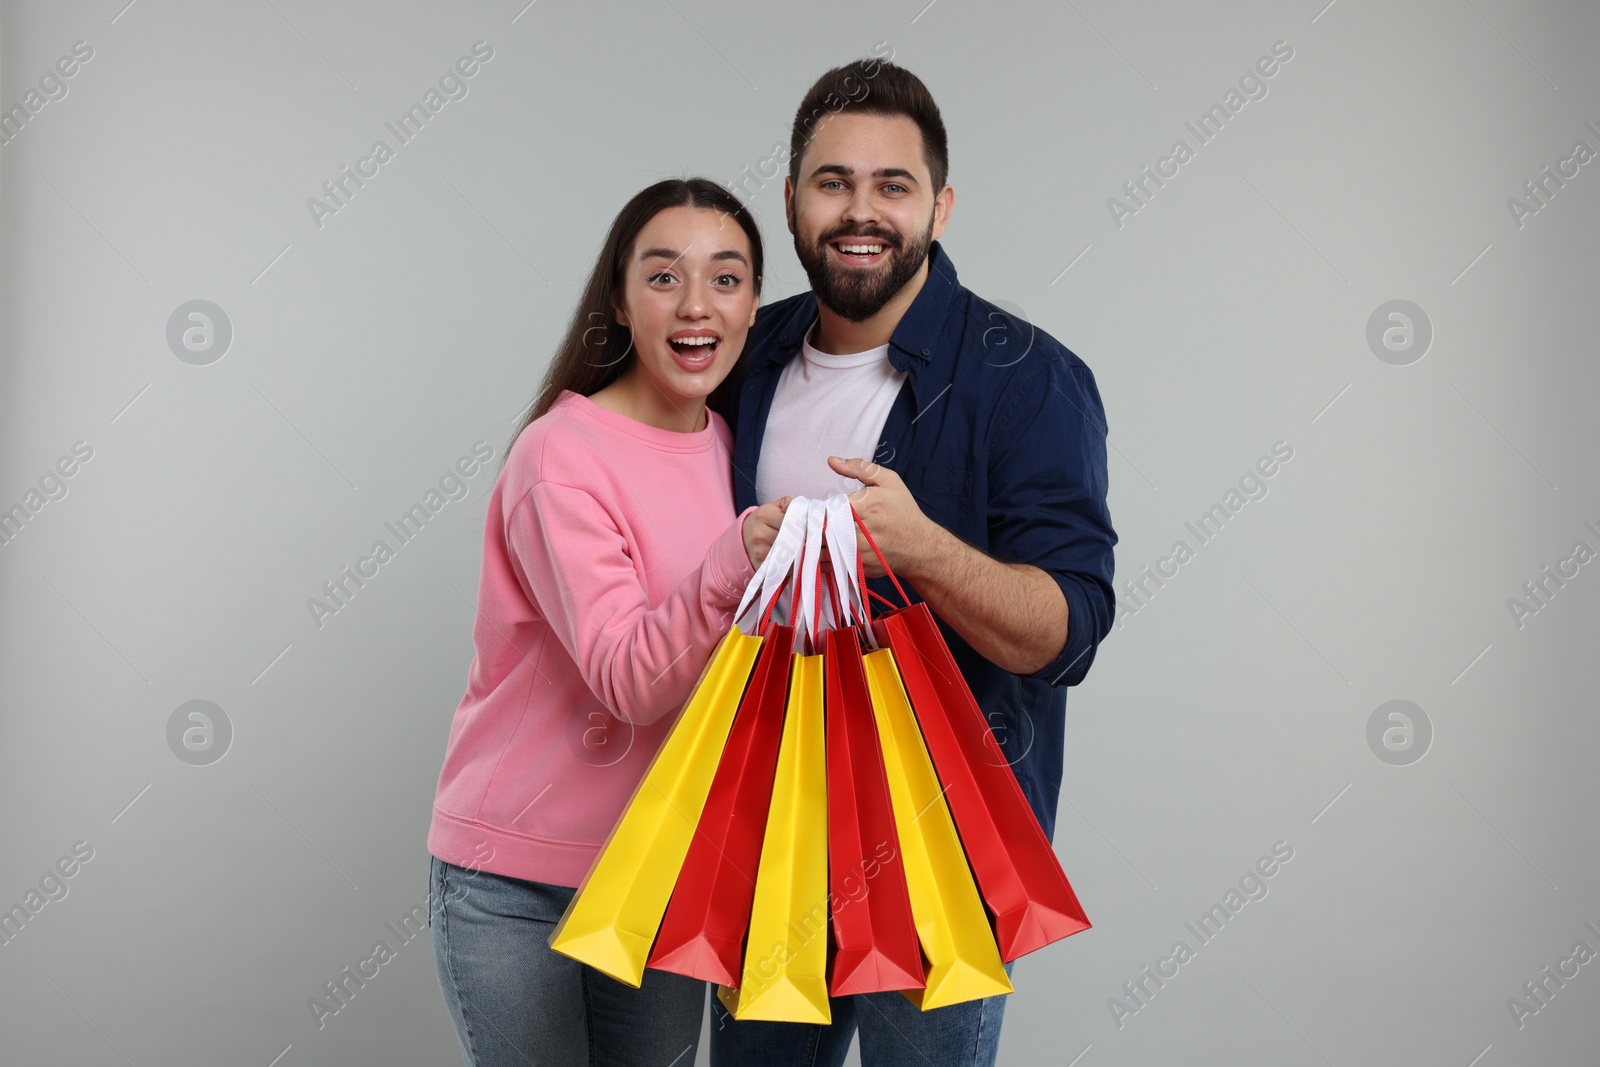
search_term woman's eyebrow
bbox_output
[636,247,748,267]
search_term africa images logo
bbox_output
[306,441,495,629]
[1106,40,1295,229]
[306,40,495,230]
[1107,840,1295,1028]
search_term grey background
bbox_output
[2,0,1597,1064]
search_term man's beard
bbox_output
[792,209,935,324]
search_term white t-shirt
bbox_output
[754,326,907,503]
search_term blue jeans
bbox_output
[428,854,706,1067]
[708,961,1015,1067]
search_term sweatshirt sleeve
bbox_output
[505,480,760,726]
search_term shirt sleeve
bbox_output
[505,480,760,725]
[986,353,1119,688]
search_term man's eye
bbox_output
[822,179,845,190]
[883,183,906,194]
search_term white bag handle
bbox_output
[795,497,828,653]
[733,496,812,635]
[733,494,877,650]
[823,493,877,648]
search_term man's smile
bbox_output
[829,236,895,266]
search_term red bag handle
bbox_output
[761,502,908,640]
[755,568,793,638]
[849,503,911,617]
[755,511,851,645]
[813,513,850,640]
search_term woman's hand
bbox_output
[742,497,792,568]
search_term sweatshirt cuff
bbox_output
[707,505,760,604]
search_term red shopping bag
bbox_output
[823,624,924,996]
[856,509,1091,961]
[646,623,796,985]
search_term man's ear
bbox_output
[931,184,955,241]
[782,178,796,235]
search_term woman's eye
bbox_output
[715,273,741,287]
[648,271,676,285]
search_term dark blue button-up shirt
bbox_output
[710,239,1117,840]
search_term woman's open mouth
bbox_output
[667,332,720,371]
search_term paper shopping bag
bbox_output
[862,647,1012,1009]
[721,651,830,1023]
[824,625,924,996]
[647,624,796,985]
[548,625,763,986]
[872,604,1091,960]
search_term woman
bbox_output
[426,178,788,1066]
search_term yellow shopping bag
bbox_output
[862,647,1013,1010]
[548,625,763,986]
[718,651,831,1023]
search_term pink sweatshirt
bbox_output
[428,389,759,887]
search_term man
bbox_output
[707,59,1118,1066]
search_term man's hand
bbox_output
[741,497,792,568]
[826,456,949,580]
[827,456,1069,676]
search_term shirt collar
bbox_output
[765,240,961,372]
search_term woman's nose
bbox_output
[679,287,710,318]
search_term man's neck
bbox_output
[808,256,930,355]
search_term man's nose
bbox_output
[841,186,880,225]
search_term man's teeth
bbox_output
[839,243,885,254]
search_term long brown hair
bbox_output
[502,178,764,467]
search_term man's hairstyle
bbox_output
[788,60,948,194]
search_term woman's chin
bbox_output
[662,361,736,399]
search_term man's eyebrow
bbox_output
[806,164,920,185]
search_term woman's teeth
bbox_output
[670,337,717,362]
